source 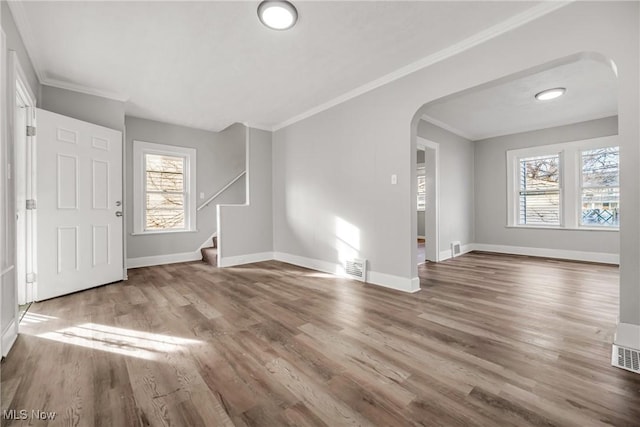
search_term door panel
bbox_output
[36,108,123,300]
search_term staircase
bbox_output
[201,236,218,266]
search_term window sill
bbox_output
[505,225,618,232]
[131,229,198,236]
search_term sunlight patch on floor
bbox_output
[20,312,57,325]
[37,323,201,360]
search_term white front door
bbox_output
[36,109,123,301]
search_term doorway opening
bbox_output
[416,138,439,264]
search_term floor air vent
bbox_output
[345,258,367,282]
[451,241,461,258]
[612,345,640,374]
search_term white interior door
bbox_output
[36,108,123,301]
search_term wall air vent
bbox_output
[612,345,640,374]
[345,258,367,282]
[451,241,462,258]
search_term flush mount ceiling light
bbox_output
[535,87,566,101]
[258,1,298,30]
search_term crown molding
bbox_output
[272,1,571,132]
[41,77,129,102]
[420,114,477,141]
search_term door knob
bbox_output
[115,211,123,217]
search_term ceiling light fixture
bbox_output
[258,1,298,30]
[535,87,566,101]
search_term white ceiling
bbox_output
[10,1,551,132]
[422,55,618,140]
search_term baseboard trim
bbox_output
[472,244,619,264]
[367,272,421,293]
[2,319,18,357]
[273,252,341,276]
[273,252,418,293]
[614,322,640,350]
[439,244,474,261]
[219,252,274,267]
[127,251,202,269]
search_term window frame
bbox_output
[506,135,619,231]
[132,140,197,235]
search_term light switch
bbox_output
[200,192,205,199]
[391,174,397,185]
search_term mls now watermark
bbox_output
[3,409,57,421]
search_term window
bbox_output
[580,147,619,227]
[507,136,619,230]
[417,164,426,211]
[133,141,196,234]
[518,154,560,225]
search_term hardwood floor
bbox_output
[2,253,639,426]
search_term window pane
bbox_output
[146,193,184,210]
[519,191,560,225]
[582,147,619,187]
[146,171,184,192]
[520,155,559,191]
[518,154,560,225]
[146,154,184,173]
[581,187,619,227]
[146,209,185,230]
[417,175,425,194]
[145,154,184,192]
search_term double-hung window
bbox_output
[507,136,619,230]
[133,141,197,234]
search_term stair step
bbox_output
[201,247,218,267]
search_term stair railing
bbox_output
[197,170,246,211]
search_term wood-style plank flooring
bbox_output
[2,252,640,426]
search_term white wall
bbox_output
[272,0,639,326]
[474,116,619,259]
[417,120,474,257]
[218,127,273,266]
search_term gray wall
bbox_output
[41,85,125,131]
[418,120,475,253]
[125,117,246,259]
[273,1,639,320]
[218,127,273,259]
[474,116,619,254]
[1,2,39,99]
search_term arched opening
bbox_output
[409,51,619,281]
